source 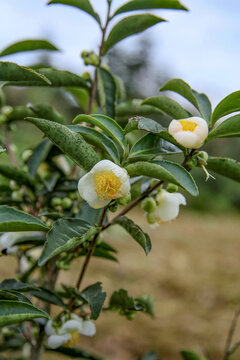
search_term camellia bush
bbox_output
[0,1,240,359]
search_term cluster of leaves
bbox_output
[0,1,239,360]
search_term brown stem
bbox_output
[223,308,240,360]
[4,125,18,167]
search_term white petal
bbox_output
[45,320,56,336]
[47,334,71,349]
[78,172,110,209]
[172,131,201,149]
[156,192,180,222]
[59,319,83,335]
[80,320,96,336]
[90,160,118,173]
[0,233,17,249]
[172,193,187,206]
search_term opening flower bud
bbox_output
[117,193,131,206]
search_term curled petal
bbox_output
[47,334,71,349]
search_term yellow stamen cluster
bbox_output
[65,330,81,347]
[179,120,198,132]
[95,171,121,200]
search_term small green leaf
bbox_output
[0,165,34,188]
[48,0,101,25]
[181,350,204,360]
[207,115,240,141]
[69,125,120,164]
[160,79,212,122]
[81,282,106,320]
[73,114,126,151]
[126,160,198,196]
[110,289,135,310]
[30,288,66,308]
[114,0,188,16]
[206,157,240,183]
[135,295,155,317]
[114,216,151,254]
[125,116,164,134]
[142,96,189,119]
[98,67,117,118]
[0,206,49,232]
[0,61,51,85]
[38,219,99,266]
[129,133,182,159]
[211,90,240,126]
[28,103,64,124]
[103,14,166,55]
[0,40,58,57]
[25,117,99,171]
[0,279,37,292]
[27,138,52,177]
[0,301,49,327]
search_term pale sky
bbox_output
[0,0,240,106]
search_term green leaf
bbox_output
[28,103,65,124]
[76,203,103,226]
[0,61,51,85]
[47,346,104,359]
[0,165,34,188]
[0,301,49,327]
[181,350,203,360]
[124,116,164,134]
[126,160,198,196]
[48,0,101,25]
[103,14,166,55]
[81,282,106,320]
[27,138,52,177]
[0,279,37,292]
[30,288,66,308]
[135,295,155,317]
[142,96,189,119]
[129,133,182,159]
[25,117,99,171]
[160,79,212,123]
[110,289,135,310]
[7,106,34,122]
[114,216,151,254]
[67,87,90,112]
[0,40,58,57]
[98,67,117,118]
[38,219,99,266]
[0,206,49,232]
[114,0,188,16]
[0,290,19,301]
[206,157,240,183]
[117,99,162,119]
[207,115,240,140]
[69,125,120,164]
[211,90,240,126]
[73,114,126,151]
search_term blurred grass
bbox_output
[1,210,240,359]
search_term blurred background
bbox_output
[0,0,240,359]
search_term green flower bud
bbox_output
[117,193,131,206]
[81,50,90,58]
[0,114,7,124]
[12,190,23,202]
[1,105,13,116]
[109,201,118,213]
[81,71,91,81]
[21,149,33,162]
[186,157,198,169]
[167,183,179,193]
[46,220,53,228]
[9,180,19,190]
[69,192,78,200]
[141,197,156,213]
[146,212,156,225]
[197,151,209,166]
[62,197,73,209]
[51,197,62,207]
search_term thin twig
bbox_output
[223,308,240,360]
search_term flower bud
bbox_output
[81,50,90,58]
[21,149,33,162]
[0,114,7,124]
[186,157,198,169]
[1,105,13,116]
[51,197,62,207]
[146,212,156,225]
[9,180,19,190]
[117,193,131,206]
[141,197,156,213]
[12,190,23,202]
[69,192,78,200]
[81,71,91,81]
[197,151,209,166]
[62,198,73,209]
[167,183,179,193]
[109,201,118,213]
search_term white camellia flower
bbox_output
[46,315,96,349]
[168,116,208,149]
[0,233,19,254]
[148,190,186,224]
[78,160,130,209]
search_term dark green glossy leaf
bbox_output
[75,203,103,226]
[124,116,164,134]
[0,165,34,188]
[114,216,151,254]
[0,300,49,327]
[206,157,240,183]
[48,0,101,25]
[0,290,19,301]
[207,115,240,140]
[0,40,58,57]
[38,219,99,266]
[0,61,51,85]
[27,138,52,177]
[73,114,126,151]
[126,160,198,196]
[103,14,166,55]
[211,90,240,126]
[98,67,117,118]
[81,282,106,320]
[160,79,212,122]
[110,289,135,310]
[114,0,188,16]
[28,103,64,124]
[25,117,99,171]
[67,87,89,112]
[0,206,49,232]
[142,96,189,119]
[30,288,66,308]
[69,125,120,163]
[0,279,37,292]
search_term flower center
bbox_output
[179,120,197,132]
[65,330,81,347]
[95,170,121,200]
